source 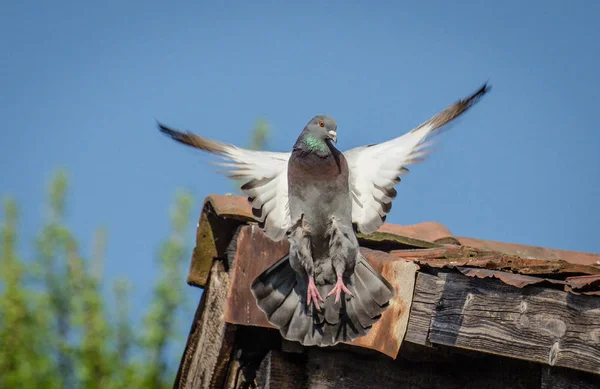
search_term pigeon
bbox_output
[158,83,490,346]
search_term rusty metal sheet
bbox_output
[456,267,600,295]
[203,195,600,268]
[390,246,600,276]
[351,249,418,358]
[457,237,600,267]
[565,274,600,289]
[223,226,417,359]
[455,267,566,289]
[206,195,454,244]
[224,225,289,329]
[205,194,254,221]
[565,275,600,295]
[377,222,455,244]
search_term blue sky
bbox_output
[2,1,599,329]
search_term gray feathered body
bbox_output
[287,146,354,284]
[251,134,395,347]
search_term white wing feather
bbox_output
[158,123,292,241]
[344,84,489,234]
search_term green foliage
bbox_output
[0,120,269,389]
[249,118,271,151]
[234,118,273,192]
[0,173,193,389]
[0,198,59,388]
[140,190,193,389]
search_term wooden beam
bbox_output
[404,272,445,346]
[256,348,541,388]
[541,367,600,389]
[188,200,244,287]
[408,272,600,375]
[173,261,236,389]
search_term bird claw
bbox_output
[307,276,324,311]
[327,274,353,304]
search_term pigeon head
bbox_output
[304,115,338,144]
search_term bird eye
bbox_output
[319,121,325,127]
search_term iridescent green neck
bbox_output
[303,134,328,153]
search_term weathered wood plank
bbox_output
[222,327,284,389]
[173,261,235,389]
[404,272,445,346]
[257,351,309,389]
[427,272,600,375]
[256,348,541,389]
[541,367,600,389]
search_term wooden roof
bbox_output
[176,194,600,387]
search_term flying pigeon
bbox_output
[158,83,490,347]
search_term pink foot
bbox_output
[327,274,353,304]
[307,276,324,311]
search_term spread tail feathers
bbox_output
[251,254,395,347]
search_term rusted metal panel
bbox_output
[351,251,418,357]
[223,226,417,359]
[224,225,288,329]
[205,194,254,221]
[377,222,455,244]
[565,275,600,296]
[357,230,439,250]
[204,195,600,265]
[206,195,453,244]
[437,267,600,296]
[457,237,600,267]
[455,267,567,289]
[201,195,600,268]
[389,246,600,277]
[388,249,600,295]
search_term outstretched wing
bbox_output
[158,123,292,241]
[344,83,490,234]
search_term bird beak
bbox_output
[328,130,337,144]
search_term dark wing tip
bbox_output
[156,121,228,154]
[156,121,189,144]
[463,81,491,108]
[416,81,491,133]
